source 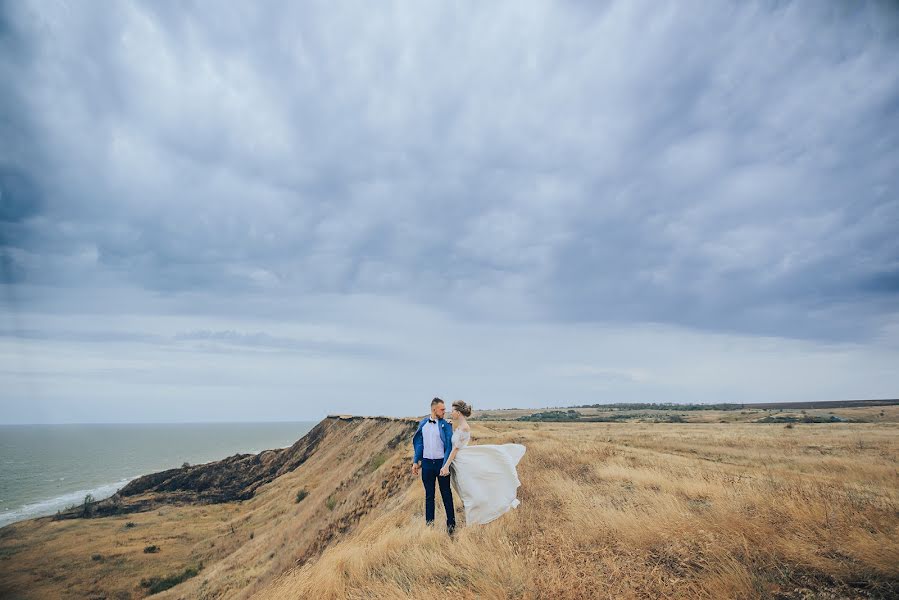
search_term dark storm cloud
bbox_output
[2,0,898,341]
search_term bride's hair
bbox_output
[452,400,472,417]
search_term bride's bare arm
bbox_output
[440,429,469,476]
[440,446,459,476]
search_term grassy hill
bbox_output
[1,410,898,599]
[0,416,419,599]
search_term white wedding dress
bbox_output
[449,428,526,525]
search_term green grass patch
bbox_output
[363,453,388,474]
[140,564,202,594]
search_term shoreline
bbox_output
[0,476,138,529]
[0,421,318,530]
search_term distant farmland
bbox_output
[472,399,899,423]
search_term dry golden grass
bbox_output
[0,503,230,599]
[2,416,897,599]
[260,421,899,600]
[0,417,420,600]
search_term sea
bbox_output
[0,421,316,529]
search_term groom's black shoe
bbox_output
[447,523,455,538]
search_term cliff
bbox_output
[0,415,421,599]
[49,415,416,521]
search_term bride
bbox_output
[439,400,526,525]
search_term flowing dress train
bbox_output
[449,429,526,525]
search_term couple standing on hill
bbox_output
[411,397,526,534]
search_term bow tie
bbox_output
[428,419,436,424]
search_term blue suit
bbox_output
[412,417,455,531]
[412,416,453,468]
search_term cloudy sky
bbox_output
[1,1,897,424]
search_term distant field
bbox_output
[471,401,899,424]
[736,400,898,409]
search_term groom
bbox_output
[411,397,455,535]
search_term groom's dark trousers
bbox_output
[421,457,455,530]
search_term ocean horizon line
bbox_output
[0,419,322,426]
[0,421,319,528]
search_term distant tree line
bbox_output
[570,403,743,411]
[517,409,694,423]
[518,410,581,422]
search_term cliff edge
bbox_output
[0,415,421,600]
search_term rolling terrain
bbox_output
[2,406,898,599]
[0,416,419,599]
